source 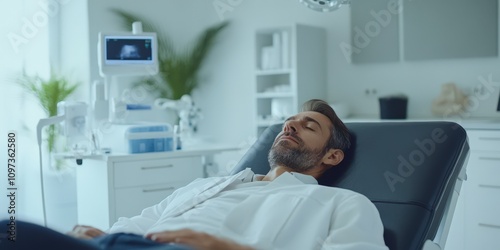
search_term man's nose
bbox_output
[283,120,297,132]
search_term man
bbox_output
[0,99,388,250]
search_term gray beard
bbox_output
[267,140,325,172]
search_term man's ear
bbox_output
[321,148,344,167]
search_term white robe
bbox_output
[109,168,388,250]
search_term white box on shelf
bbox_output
[261,46,274,70]
[271,98,293,120]
[272,32,281,69]
[281,30,289,69]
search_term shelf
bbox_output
[254,24,326,137]
[255,68,292,76]
[256,118,285,127]
[256,92,294,99]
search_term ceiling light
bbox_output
[299,0,351,12]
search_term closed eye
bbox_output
[305,126,315,131]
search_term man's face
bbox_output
[268,111,333,172]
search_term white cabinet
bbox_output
[446,129,500,250]
[254,24,327,135]
[76,145,237,230]
[464,130,500,250]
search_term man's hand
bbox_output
[67,225,106,239]
[146,229,254,250]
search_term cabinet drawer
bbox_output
[113,156,203,188]
[467,152,500,187]
[465,223,500,250]
[467,130,500,151]
[466,185,500,228]
[465,186,500,250]
[113,180,189,220]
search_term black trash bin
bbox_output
[379,95,408,119]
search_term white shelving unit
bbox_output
[254,24,327,136]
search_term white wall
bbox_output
[79,0,500,173]
[59,0,90,102]
[1,0,58,226]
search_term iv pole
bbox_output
[36,115,65,227]
[36,102,87,227]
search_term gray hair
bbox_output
[301,99,351,152]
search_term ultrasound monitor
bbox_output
[98,32,158,76]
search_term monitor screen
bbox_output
[104,36,153,65]
[98,32,158,76]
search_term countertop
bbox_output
[343,116,500,130]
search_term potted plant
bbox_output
[17,72,78,170]
[111,9,229,100]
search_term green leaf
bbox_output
[110,8,229,100]
[16,72,78,153]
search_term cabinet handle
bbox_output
[478,137,500,141]
[478,184,500,189]
[478,157,500,161]
[478,223,500,229]
[142,187,175,193]
[141,164,173,170]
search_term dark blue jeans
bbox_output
[0,220,193,250]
